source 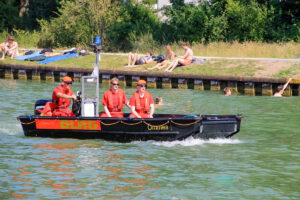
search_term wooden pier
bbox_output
[0,63,298,96]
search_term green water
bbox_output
[0,79,299,199]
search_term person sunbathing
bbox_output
[127,51,153,67]
[0,35,19,59]
[164,43,193,72]
[148,45,175,70]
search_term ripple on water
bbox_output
[1,79,300,199]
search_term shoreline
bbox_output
[1,63,299,97]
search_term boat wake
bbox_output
[152,137,243,147]
[0,122,22,136]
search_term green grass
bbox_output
[272,63,300,78]
[0,52,296,78]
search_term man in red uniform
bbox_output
[41,76,77,116]
[129,79,155,118]
[100,77,130,118]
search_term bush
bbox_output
[106,3,161,52]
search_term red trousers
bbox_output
[41,102,74,117]
[129,112,149,118]
[52,108,74,117]
[100,112,124,118]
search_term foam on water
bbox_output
[152,137,243,147]
[0,122,22,136]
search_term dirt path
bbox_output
[253,61,296,77]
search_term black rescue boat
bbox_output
[17,113,242,142]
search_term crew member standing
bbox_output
[42,76,77,116]
[100,77,130,118]
[129,80,155,118]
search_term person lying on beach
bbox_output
[147,45,175,70]
[164,42,193,72]
[127,51,153,67]
[0,35,19,59]
[274,78,292,97]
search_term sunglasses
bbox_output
[64,81,72,85]
[137,84,146,87]
[111,83,119,86]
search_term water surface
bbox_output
[0,79,299,199]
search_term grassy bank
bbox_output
[1,30,300,78]
[1,53,300,78]
[1,30,300,58]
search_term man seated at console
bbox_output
[41,76,77,116]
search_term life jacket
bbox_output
[134,91,150,112]
[107,89,124,112]
[52,85,72,108]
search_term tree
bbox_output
[0,0,20,32]
[22,0,61,30]
[38,0,120,48]
[224,0,268,41]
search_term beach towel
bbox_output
[38,53,79,64]
[175,58,206,69]
[15,52,42,61]
[192,58,206,64]
[25,55,47,61]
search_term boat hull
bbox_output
[17,114,242,142]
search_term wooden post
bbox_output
[5,69,13,79]
[178,78,188,89]
[294,85,300,96]
[244,82,255,96]
[283,85,292,97]
[32,70,41,81]
[101,74,111,85]
[45,71,54,82]
[162,77,171,89]
[262,83,273,96]
[194,79,204,90]
[18,69,27,80]
[117,75,126,87]
[0,68,4,78]
[59,72,67,82]
[227,81,238,93]
[132,76,140,88]
[147,77,157,88]
[73,72,82,82]
[210,80,220,91]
